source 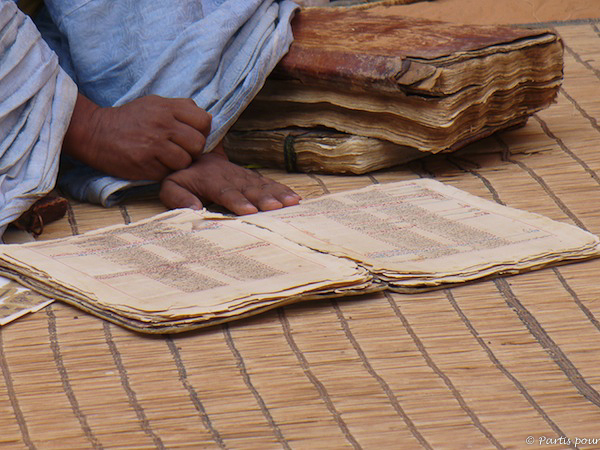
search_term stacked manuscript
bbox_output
[0,179,597,333]
[225,4,564,174]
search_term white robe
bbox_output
[0,0,298,231]
[38,0,298,206]
[0,0,77,235]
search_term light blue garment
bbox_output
[37,0,299,206]
[0,0,77,235]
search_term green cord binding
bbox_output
[283,134,298,173]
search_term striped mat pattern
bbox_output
[2,21,600,449]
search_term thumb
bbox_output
[159,179,204,210]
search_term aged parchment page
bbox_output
[0,277,52,326]
[243,179,600,290]
[0,210,371,326]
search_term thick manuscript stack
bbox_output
[225,5,564,174]
[0,179,597,333]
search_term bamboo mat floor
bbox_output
[2,16,600,450]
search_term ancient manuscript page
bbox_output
[0,277,52,326]
[243,179,600,288]
[0,210,370,322]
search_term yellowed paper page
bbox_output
[0,277,52,326]
[243,179,600,288]
[0,209,370,324]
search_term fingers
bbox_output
[171,98,211,159]
[144,97,212,173]
[159,179,204,210]
[172,98,212,137]
[270,185,301,207]
[167,98,212,160]
[160,153,301,216]
[153,140,193,174]
[234,180,301,213]
[161,98,212,165]
[216,188,260,215]
[201,160,300,214]
[211,143,301,210]
[217,183,301,215]
[166,123,207,161]
[140,96,212,164]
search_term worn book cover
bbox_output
[228,4,563,173]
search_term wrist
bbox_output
[62,93,104,166]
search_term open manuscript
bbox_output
[0,179,598,333]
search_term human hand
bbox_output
[63,94,212,181]
[159,144,301,215]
